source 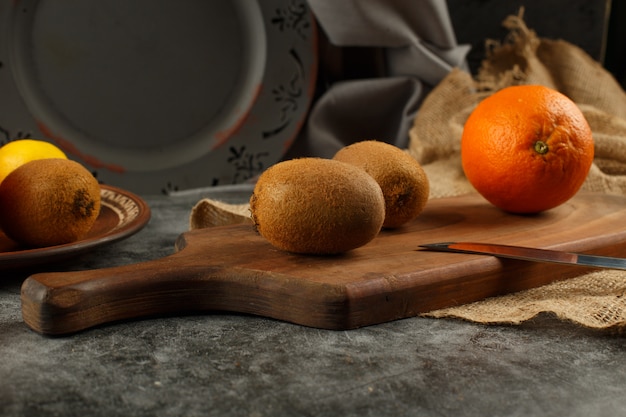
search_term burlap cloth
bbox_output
[191,12,626,331]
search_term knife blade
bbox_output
[419,242,626,271]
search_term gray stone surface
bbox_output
[2,187,626,417]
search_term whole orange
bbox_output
[461,85,594,214]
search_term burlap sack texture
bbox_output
[190,10,626,331]
[409,10,626,331]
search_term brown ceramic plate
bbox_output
[0,185,151,270]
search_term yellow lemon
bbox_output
[0,139,67,185]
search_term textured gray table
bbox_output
[1,186,625,417]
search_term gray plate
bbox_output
[0,0,318,194]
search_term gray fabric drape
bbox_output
[289,0,470,158]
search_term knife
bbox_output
[419,242,626,271]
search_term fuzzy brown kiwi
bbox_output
[0,158,101,247]
[333,140,429,228]
[249,158,385,255]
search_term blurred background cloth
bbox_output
[286,0,470,158]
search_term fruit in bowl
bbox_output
[0,140,100,248]
[0,139,67,185]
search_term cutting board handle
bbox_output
[21,255,244,335]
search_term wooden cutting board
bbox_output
[21,192,626,335]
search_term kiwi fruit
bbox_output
[0,158,101,247]
[333,140,429,228]
[249,158,385,255]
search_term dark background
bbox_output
[447,0,625,87]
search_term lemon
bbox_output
[0,139,67,185]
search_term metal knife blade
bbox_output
[419,242,626,271]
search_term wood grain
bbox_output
[21,192,626,335]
